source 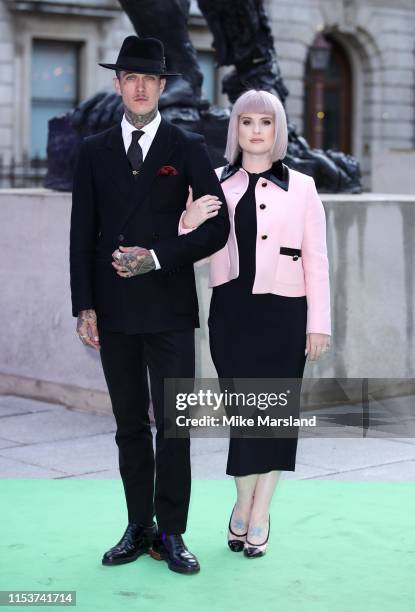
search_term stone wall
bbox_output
[0,189,413,413]
[0,1,15,165]
[264,0,415,188]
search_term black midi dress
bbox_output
[208,169,307,476]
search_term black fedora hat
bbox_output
[99,36,180,76]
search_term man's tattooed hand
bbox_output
[76,309,100,350]
[112,246,156,277]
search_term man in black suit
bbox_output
[70,36,229,574]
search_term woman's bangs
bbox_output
[236,92,275,117]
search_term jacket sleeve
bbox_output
[301,177,331,335]
[151,136,230,270]
[69,141,97,317]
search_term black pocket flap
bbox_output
[280,247,302,260]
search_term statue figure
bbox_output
[45,0,362,193]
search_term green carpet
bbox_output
[0,480,414,612]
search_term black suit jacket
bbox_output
[70,119,230,333]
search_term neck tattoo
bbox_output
[125,106,158,129]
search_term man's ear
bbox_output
[113,75,121,94]
[160,78,166,94]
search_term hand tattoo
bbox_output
[124,106,158,129]
[76,309,97,332]
[119,252,156,276]
[76,309,99,349]
[112,247,156,277]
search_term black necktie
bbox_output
[127,130,144,174]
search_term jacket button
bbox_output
[262,182,267,187]
[153,233,159,240]
[260,204,266,210]
[293,255,299,261]
[118,234,124,242]
[261,235,268,240]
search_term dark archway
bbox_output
[304,36,353,154]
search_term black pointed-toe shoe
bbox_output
[244,516,270,559]
[149,534,200,574]
[102,522,157,566]
[227,506,247,552]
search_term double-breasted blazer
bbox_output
[70,119,230,334]
[179,160,330,335]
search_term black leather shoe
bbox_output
[244,516,270,559]
[102,522,157,566]
[149,534,200,574]
[228,506,247,552]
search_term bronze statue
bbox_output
[45,0,361,193]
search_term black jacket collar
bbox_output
[219,155,290,191]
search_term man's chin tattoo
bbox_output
[125,106,158,129]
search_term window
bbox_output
[31,40,79,159]
[197,51,216,104]
[304,38,352,153]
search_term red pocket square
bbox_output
[158,165,179,176]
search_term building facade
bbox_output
[0,0,414,190]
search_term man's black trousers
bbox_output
[99,326,194,535]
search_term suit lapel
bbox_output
[98,125,136,213]
[133,119,175,199]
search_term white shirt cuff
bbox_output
[150,249,161,270]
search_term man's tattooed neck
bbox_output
[124,107,158,129]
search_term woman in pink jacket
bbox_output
[180,90,331,559]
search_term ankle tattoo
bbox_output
[249,526,263,538]
[234,517,246,530]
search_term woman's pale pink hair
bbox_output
[224,89,288,164]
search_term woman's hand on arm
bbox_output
[305,333,330,361]
[182,187,222,229]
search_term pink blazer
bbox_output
[179,165,331,335]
